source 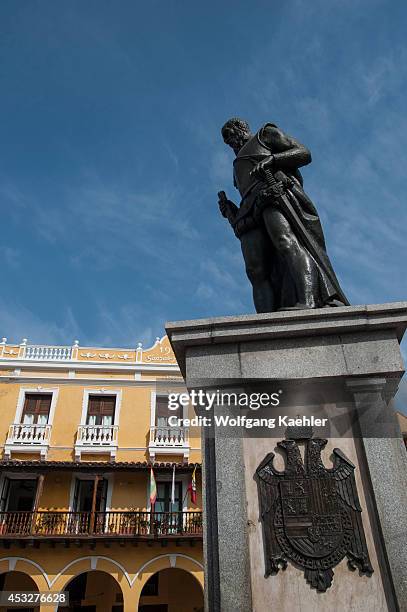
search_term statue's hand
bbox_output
[250,156,274,179]
[218,191,237,220]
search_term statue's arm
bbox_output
[262,125,312,170]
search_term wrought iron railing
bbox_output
[0,511,202,537]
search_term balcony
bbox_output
[4,423,52,459]
[24,344,74,361]
[75,425,119,460]
[0,510,202,543]
[149,426,190,462]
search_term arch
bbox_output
[0,552,205,612]
[50,555,131,592]
[133,553,203,582]
[137,566,204,612]
[0,570,40,606]
[1,554,202,592]
[133,554,204,610]
[57,569,124,611]
[0,556,50,589]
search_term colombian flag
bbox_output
[149,466,157,508]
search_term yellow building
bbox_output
[396,411,407,446]
[0,336,203,612]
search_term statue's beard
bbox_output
[232,133,250,154]
[232,137,249,155]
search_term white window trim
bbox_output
[75,388,122,460]
[13,386,59,426]
[79,388,122,427]
[4,387,59,459]
[148,390,190,462]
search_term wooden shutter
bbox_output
[0,477,10,512]
[72,479,80,512]
[88,395,116,417]
[88,396,101,416]
[156,395,180,423]
[101,396,115,416]
[156,396,169,419]
[22,394,51,419]
[96,479,108,512]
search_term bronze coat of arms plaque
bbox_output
[255,432,373,591]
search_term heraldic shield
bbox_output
[255,430,373,592]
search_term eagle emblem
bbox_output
[255,430,373,591]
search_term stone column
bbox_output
[211,432,251,612]
[201,429,221,612]
[197,395,251,612]
[346,378,407,611]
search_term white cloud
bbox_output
[1,247,20,269]
[87,302,166,348]
[361,50,407,106]
[210,149,233,184]
[0,296,168,349]
[0,299,81,345]
[195,283,215,301]
[7,176,201,278]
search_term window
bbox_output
[155,481,182,512]
[155,396,181,427]
[0,478,38,511]
[73,478,108,512]
[86,395,116,426]
[21,393,51,425]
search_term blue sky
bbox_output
[0,0,406,402]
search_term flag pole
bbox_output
[170,463,176,515]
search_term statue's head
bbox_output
[221,117,251,154]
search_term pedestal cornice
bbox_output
[166,303,407,391]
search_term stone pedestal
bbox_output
[166,303,407,612]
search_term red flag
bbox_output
[149,466,157,508]
[188,466,197,505]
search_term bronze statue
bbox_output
[218,118,348,312]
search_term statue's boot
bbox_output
[323,298,347,307]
